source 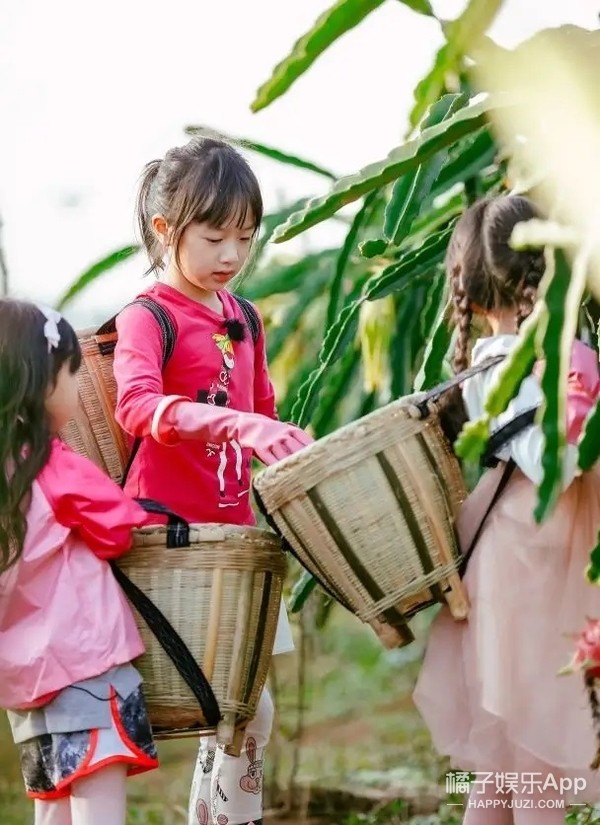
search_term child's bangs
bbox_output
[191,156,263,231]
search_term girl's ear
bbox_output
[151,214,169,247]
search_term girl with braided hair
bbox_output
[414,195,600,821]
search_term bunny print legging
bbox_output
[188,689,273,825]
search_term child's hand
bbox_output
[239,417,313,465]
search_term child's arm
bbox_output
[114,303,189,438]
[252,311,277,420]
[114,300,312,463]
[38,440,150,559]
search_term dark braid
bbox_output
[435,195,546,446]
[452,265,473,374]
[515,283,537,328]
[516,254,545,327]
[437,266,472,445]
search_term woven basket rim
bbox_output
[254,398,445,490]
[134,523,281,538]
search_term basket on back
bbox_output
[59,322,127,483]
[116,519,286,746]
[254,395,469,650]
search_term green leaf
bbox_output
[321,298,363,365]
[185,126,337,179]
[408,43,453,135]
[383,175,415,244]
[327,190,380,329]
[55,245,140,311]
[483,305,541,417]
[272,97,496,242]
[431,127,496,197]
[364,224,453,301]
[535,249,587,523]
[359,238,388,258]
[397,191,464,248]
[260,199,311,246]
[277,360,317,422]
[390,290,423,398]
[357,389,378,417]
[266,270,330,362]
[291,364,328,428]
[312,346,362,436]
[241,247,338,301]
[384,94,465,245]
[454,417,491,462]
[585,534,600,585]
[292,276,369,427]
[414,295,452,392]
[408,0,504,132]
[397,0,434,15]
[290,570,318,612]
[251,0,388,113]
[578,400,600,472]
[415,270,445,350]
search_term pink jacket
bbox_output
[0,440,149,709]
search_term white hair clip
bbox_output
[37,304,62,353]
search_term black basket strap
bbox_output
[232,294,260,345]
[481,407,538,468]
[131,298,177,368]
[459,459,516,578]
[110,562,221,726]
[135,498,191,548]
[117,297,177,488]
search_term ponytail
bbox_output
[136,159,163,276]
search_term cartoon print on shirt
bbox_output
[212,332,235,370]
[197,324,251,508]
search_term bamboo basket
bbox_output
[118,522,286,746]
[254,396,469,649]
[59,324,127,483]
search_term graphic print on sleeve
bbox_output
[196,330,250,510]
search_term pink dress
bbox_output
[413,336,600,799]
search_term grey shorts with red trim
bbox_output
[16,685,158,799]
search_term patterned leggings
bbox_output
[188,690,273,825]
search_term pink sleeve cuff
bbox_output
[151,395,191,445]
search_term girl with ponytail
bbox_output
[113,136,312,825]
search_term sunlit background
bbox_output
[1,0,598,323]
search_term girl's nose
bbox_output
[219,242,239,264]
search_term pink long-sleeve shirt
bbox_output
[113,282,277,525]
[0,440,148,709]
